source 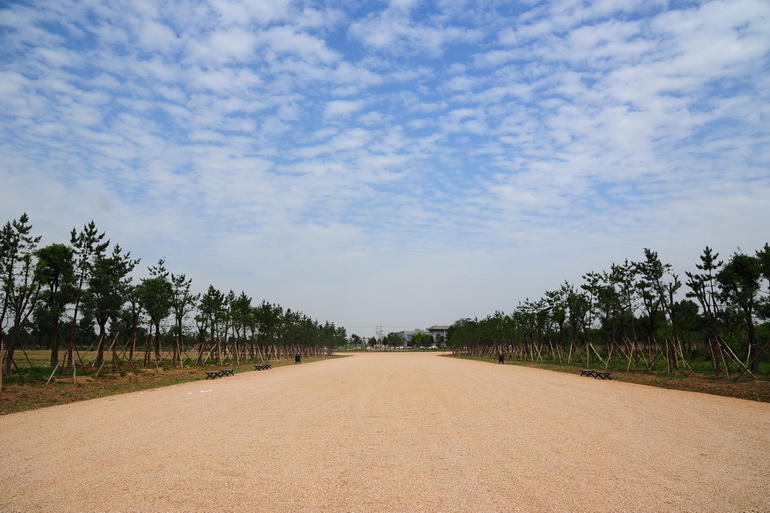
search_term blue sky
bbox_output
[1,0,769,339]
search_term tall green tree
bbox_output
[580,271,608,368]
[87,245,139,367]
[229,291,252,361]
[671,299,703,350]
[170,272,198,365]
[221,290,236,359]
[1,214,42,380]
[717,252,762,374]
[34,243,76,368]
[563,282,590,360]
[136,259,173,366]
[121,284,143,368]
[756,243,770,320]
[254,300,283,359]
[197,285,226,364]
[634,250,665,340]
[68,221,109,369]
[609,260,638,342]
[281,308,303,351]
[685,246,724,374]
[634,249,679,373]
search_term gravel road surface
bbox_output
[1,352,768,512]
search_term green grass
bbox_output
[445,353,770,402]
[447,351,770,378]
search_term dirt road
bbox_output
[1,352,768,512]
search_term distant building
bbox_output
[427,325,450,339]
[391,326,450,348]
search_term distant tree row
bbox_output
[377,331,439,349]
[344,331,443,351]
[448,246,770,378]
[0,213,346,385]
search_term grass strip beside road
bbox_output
[448,354,770,403]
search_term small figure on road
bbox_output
[498,353,504,364]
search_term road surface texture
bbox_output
[1,352,768,513]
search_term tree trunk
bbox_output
[746,313,759,374]
[65,339,74,372]
[50,324,60,369]
[95,323,107,367]
[129,332,136,370]
[2,321,22,378]
[154,321,162,364]
[196,338,206,365]
[709,333,721,376]
[112,334,121,371]
[173,333,181,366]
[143,332,152,367]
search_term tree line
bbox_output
[447,246,770,378]
[0,213,346,385]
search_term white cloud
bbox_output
[324,99,366,118]
[260,26,340,64]
[188,27,259,64]
[187,65,262,93]
[444,74,480,92]
[138,20,180,53]
[293,7,345,30]
[349,8,482,56]
[210,0,293,26]
[294,127,373,159]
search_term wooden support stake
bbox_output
[46,361,61,384]
[89,334,104,369]
[717,338,727,376]
[733,339,770,382]
[12,357,24,384]
[19,340,34,370]
[589,343,608,367]
[719,337,756,379]
[94,334,119,378]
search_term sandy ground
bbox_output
[0,352,768,513]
